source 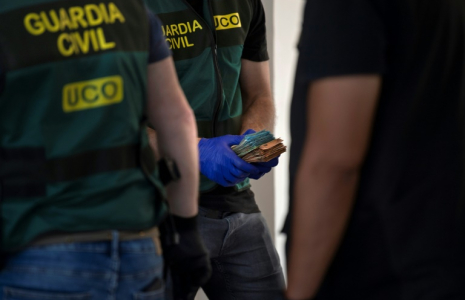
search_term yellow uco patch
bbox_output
[214,12,241,30]
[62,75,123,112]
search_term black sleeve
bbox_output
[241,0,269,62]
[298,0,386,81]
[147,9,171,64]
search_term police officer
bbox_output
[146,0,285,299]
[0,1,210,298]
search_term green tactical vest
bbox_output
[0,0,166,252]
[146,0,255,192]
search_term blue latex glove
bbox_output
[242,129,256,136]
[199,135,260,187]
[242,129,280,180]
[249,156,279,180]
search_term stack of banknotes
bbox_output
[231,130,286,163]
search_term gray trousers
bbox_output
[196,206,285,300]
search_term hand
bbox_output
[161,215,212,300]
[198,135,260,186]
[241,129,280,180]
[249,156,279,180]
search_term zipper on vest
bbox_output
[207,0,224,137]
[181,0,224,137]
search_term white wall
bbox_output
[271,0,305,278]
[250,0,276,241]
[195,1,304,298]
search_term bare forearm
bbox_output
[147,58,199,217]
[285,75,380,299]
[152,110,199,217]
[239,60,274,134]
[241,95,275,133]
[286,160,360,299]
[147,123,198,217]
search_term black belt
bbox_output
[0,144,179,198]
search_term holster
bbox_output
[158,157,181,186]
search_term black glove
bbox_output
[160,215,212,300]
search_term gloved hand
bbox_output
[198,135,260,186]
[241,129,280,180]
[249,156,279,179]
[161,215,212,300]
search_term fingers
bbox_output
[242,128,256,135]
[217,168,242,187]
[229,165,250,179]
[249,172,265,180]
[222,167,247,186]
[217,176,235,187]
[255,157,279,168]
[225,135,245,147]
[248,158,278,179]
[255,165,272,174]
[249,157,280,180]
[231,156,260,175]
[222,172,238,186]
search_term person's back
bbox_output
[0,1,210,298]
[286,0,465,299]
[0,0,165,252]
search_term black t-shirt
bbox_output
[287,0,465,298]
[199,185,258,213]
[186,0,268,62]
[241,0,268,62]
[187,0,268,213]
